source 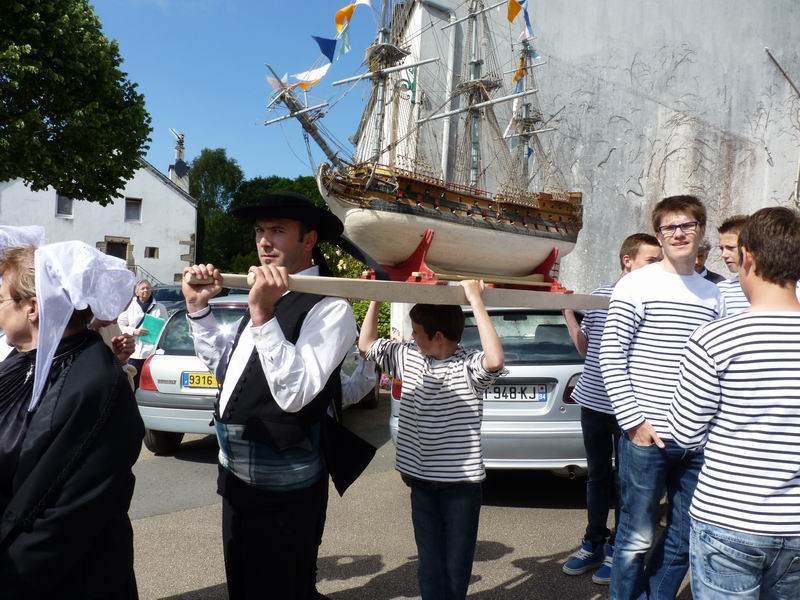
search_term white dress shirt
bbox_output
[188,265,357,415]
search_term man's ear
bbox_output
[304,229,318,252]
[621,255,633,271]
[739,246,754,276]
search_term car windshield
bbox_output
[152,286,183,302]
[461,311,583,365]
[158,305,248,356]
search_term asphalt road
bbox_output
[131,394,691,600]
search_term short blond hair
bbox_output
[0,246,36,301]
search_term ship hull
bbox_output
[317,172,578,277]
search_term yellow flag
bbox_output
[508,0,522,22]
[336,3,356,33]
[511,56,526,84]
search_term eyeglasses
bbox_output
[0,296,16,306]
[657,221,700,237]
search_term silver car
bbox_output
[388,308,586,475]
[136,295,248,454]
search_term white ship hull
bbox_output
[318,180,576,277]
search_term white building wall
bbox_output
[0,166,197,284]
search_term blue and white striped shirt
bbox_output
[717,276,749,316]
[570,284,615,414]
[600,263,723,436]
[669,312,800,535]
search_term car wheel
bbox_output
[143,429,184,455]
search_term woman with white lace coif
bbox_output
[0,241,144,599]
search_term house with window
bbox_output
[0,152,196,285]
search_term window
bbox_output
[56,193,73,218]
[125,197,142,222]
[461,310,583,365]
[144,246,159,259]
[159,306,247,355]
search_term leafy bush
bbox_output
[351,299,391,339]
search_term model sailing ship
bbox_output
[267,0,582,281]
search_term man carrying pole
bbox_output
[182,191,361,600]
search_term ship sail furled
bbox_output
[267,0,584,278]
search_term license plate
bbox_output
[484,384,548,402]
[181,371,218,389]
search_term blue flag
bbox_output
[312,36,337,64]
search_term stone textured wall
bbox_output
[523,0,800,290]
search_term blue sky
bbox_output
[92,0,383,179]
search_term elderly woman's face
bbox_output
[0,273,37,350]
[136,282,152,302]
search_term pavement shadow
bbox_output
[318,553,385,582]
[320,541,515,600]
[482,470,585,510]
[157,541,691,600]
[172,435,219,465]
[341,393,392,450]
[160,583,228,599]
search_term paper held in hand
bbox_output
[139,314,166,346]
[184,272,609,311]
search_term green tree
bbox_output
[0,0,151,202]
[188,148,244,263]
[189,148,244,212]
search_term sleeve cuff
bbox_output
[187,306,211,320]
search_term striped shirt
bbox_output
[366,338,503,483]
[717,276,749,315]
[668,313,800,536]
[570,284,615,414]
[600,262,723,435]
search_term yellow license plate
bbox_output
[181,371,218,389]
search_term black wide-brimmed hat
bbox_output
[230,191,344,242]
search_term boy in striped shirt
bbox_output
[600,195,723,600]
[669,207,800,600]
[562,233,662,585]
[716,214,750,315]
[358,280,505,600]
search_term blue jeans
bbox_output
[405,476,482,600]
[581,406,621,545]
[610,435,703,600]
[691,520,800,599]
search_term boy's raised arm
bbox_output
[562,309,588,358]
[461,280,504,372]
[358,300,382,355]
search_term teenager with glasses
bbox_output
[561,233,662,586]
[600,195,724,599]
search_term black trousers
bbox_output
[219,466,329,600]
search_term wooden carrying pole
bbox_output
[184,272,609,311]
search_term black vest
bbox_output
[216,292,341,452]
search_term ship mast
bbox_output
[370,0,390,161]
[460,0,506,188]
[265,65,345,170]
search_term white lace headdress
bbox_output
[31,241,135,410]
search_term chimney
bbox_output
[168,129,190,193]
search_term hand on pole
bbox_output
[248,264,289,326]
[182,264,223,312]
